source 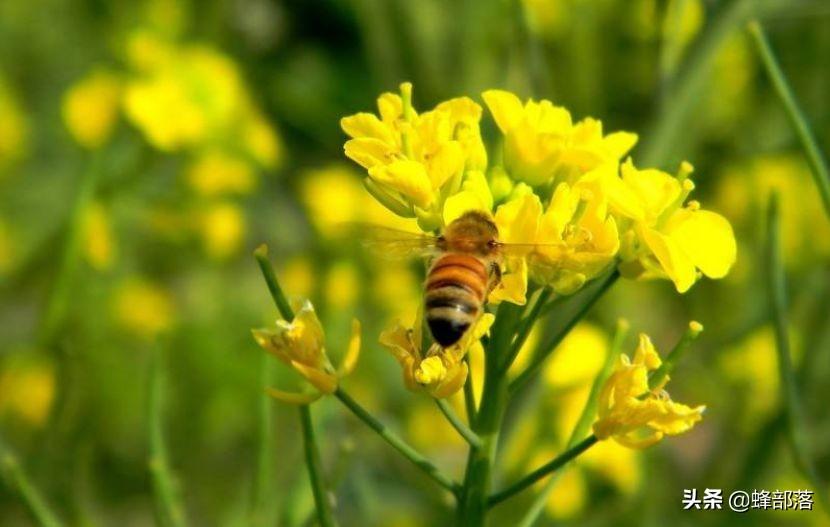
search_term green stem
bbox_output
[253,245,294,321]
[517,319,629,526]
[649,321,704,390]
[0,445,63,527]
[640,0,753,167]
[487,435,599,508]
[501,288,553,372]
[748,20,830,220]
[250,352,276,526]
[333,388,460,494]
[39,152,101,344]
[148,347,187,527]
[457,303,520,526]
[435,398,482,448]
[765,194,829,511]
[510,269,620,393]
[253,245,337,526]
[299,406,336,527]
[462,353,477,425]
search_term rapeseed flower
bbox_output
[593,333,705,449]
[82,202,117,270]
[343,85,736,300]
[380,308,494,398]
[600,159,736,292]
[62,69,121,149]
[253,300,360,403]
[0,357,55,427]
[113,278,176,340]
[341,83,487,231]
[482,89,637,186]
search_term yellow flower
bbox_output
[114,278,175,339]
[593,333,705,449]
[0,79,29,166]
[300,164,418,237]
[82,202,117,270]
[482,89,636,186]
[252,300,361,403]
[532,172,619,294]
[0,357,55,427]
[341,83,486,231]
[323,261,360,310]
[380,308,494,398]
[490,176,619,300]
[62,69,121,149]
[186,151,256,196]
[199,202,245,260]
[124,37,281,164]
[601,158,736,292]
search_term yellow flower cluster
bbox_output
[59,31,285,261]
[342,84,736,300]
[593,332,705,449]
[253,300,361,404]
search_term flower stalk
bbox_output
[148,346,187,527]
[0,443,64,527]
[435,398,482,448]
[749,21,830,220]
[253,245,336,527]
[765,194,829,511]
[333,388,461,494]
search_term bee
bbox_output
[359,210,539,348]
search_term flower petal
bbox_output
[482,89,525,133]
[641,226,697,293]
[667,209,737,279]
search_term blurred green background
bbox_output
[1,0,829,525]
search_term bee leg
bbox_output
[488,261,502,292]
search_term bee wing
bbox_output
[347,223,440,260]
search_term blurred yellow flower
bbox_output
[124,36,281,167]
[593,333,705,448]
[281,256,315,300]
[581,439,641,494]
[199,202,245,260]
[380,308,494,398]
[0,358,54,427]
[300,164,418,237]
[324,261,360,310]
[482,89,636,186]
[82,202,116,270]
[62,69,121,149]
[544,323,607,389]
[114,278,175,339]
[718,327,786,422]
[0,79,29,166]
[406,400,465,451]
[716,155,830,264]
[187,151,256,196]
[601,159,736,292]
[253,300,360,403]
[543,463,586,519]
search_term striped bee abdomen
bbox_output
[424,253,488,347]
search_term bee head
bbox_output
[443,210,499,255]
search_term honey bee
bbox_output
[359,210,540,348]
